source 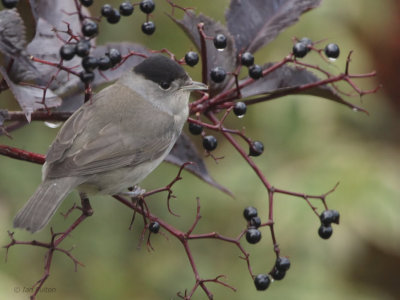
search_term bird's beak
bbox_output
[181,80,208,91]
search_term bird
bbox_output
[13,54,208,233]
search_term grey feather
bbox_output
[45,83,176,179]
[13,177,81,233]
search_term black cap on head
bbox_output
[134,54,188,85]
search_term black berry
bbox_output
[249,141,264,157]
[275,257,291,272]
[320,210,334,226]
[2,0,18,9]
[293,42,308,58]
[141,21,156,35]
[241,52,254,67]
[254,274,270,291]
[79,71,95,84]
[140,0,155,14]
[318,225,333,239]
[97,56,112,70]
[107,9,121,24]
[185,51,199,67]
[249,64,262,80]
[76,39,91,57]
[202,135,218,151]
[324,43,340,59]
[210,67,226,83]
[149,221,160,233]
[82,20,98,37]
[330,210,340,224]
[299,37,312,52]
[249,216,261,228]
[120,2,134,16]
[79,0,93,7]
[101,4,113,17]
[107,48,122,66]
[213,34,227,50]
[188,123,203,135]
[246,228,261,244]
[243,206,258,221]
[82,56,98,72]
[270,267,286,281]
[60,44,76,60]
[233,101,247,117]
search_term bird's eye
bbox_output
[159,81,171,90]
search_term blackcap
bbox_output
[13,54,208,233]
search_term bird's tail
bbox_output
[13,177,80,233]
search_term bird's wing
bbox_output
[45,83,177,178]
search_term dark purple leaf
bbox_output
[165,133,233,197]
[29,0,91,42]
[170,12,237,94]
[0,66,62,122]
[241,64,367,112]
[0,9,37,72]
[226,0,321,54]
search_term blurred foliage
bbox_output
[1,0,399,300]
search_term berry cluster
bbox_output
[292,37,340,60]
[98,0,156,34]
[240,52,263,80]
[318,209,340,239]
[243,206,262,244]
[209,33,229,83]
[60,40,122,84]
[254,256,291,291]
[1,0,18,9]
[188,121,218,152]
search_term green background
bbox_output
[1,0,399,299]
